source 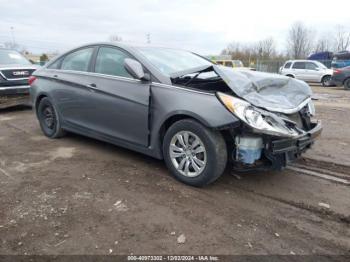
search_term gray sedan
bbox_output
[30,43,322,186]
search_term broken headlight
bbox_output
[217,92,300,137]
[307,101,316,116]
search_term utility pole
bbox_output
[10,26,16,46]
[146,33,151,44]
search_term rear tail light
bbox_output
[28,76,37,86]
[333,69,342,74]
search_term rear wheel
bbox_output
[321,75,332,87]
[162,119,227,187]
[344,79,350,90]
[37,97,66,138]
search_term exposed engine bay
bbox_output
[171,65,321,170]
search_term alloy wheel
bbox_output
[42,105,55,130]
[169,131,207,177]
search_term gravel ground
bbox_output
[0,86,349,256]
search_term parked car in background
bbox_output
[0,48,37,109]
[332,66,350,90]
[213,59,255,71]
[214,59,244,68]
[30,43,321,187]
[331,51,350,69]
[307,51,333,68]
[279,60,333,86]
[331,60,350,69]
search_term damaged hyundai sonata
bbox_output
[30,43,322,187]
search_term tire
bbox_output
[162,119,227,187]
[286,74,294,78]
[344,79,350,90]
[321,75,332,87]
[37,97,66,138]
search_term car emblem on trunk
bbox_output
[13,71,29,76]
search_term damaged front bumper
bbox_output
[265,121,322,169]
[232,121,322,171]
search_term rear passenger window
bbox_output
[94,47,133,78]
[292,62,306,69]
[61,48,94,72]
[284,62,292,69]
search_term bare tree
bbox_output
[109,35,123,42]
[256,37,276,59]
[314,35,332,53]
[333,25,350,52]
[286,22,313,59]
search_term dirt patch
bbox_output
[0,90,349,255]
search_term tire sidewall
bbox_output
[37,97,62,138]
[322,75,331,87]
[163,119,227,187]
[345,79,350,90]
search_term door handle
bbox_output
[87,83,98,91]
[87,83,97,88]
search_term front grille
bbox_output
[0,69,35,80]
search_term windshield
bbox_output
[0,49,31,65]
[137,47,212,75]
[315,61,327,69]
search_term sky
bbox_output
[0,0,349,55]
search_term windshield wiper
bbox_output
[183,71,203,86]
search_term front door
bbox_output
[84,46,150,147]
[291,61,307,80]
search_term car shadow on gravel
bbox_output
[0,105,32,114]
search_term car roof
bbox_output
[47,42,184,86]
[286,60,319,63]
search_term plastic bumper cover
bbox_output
[265,121,322,169]
[0,85,30,96]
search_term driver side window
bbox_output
[95,47,134,78]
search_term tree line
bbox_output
[221,22,350,64]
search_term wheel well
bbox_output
[159,114,193,142]
[322,75,331,81]
[158,114,232,156]
[286,74,294,78]
[35,95,47,113]
[343,77,350,85]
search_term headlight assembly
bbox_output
[307,101,316,116]
[217,92,300,137]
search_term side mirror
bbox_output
[124,58,150,81]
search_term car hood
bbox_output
[213,65,312,114]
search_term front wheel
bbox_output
[321,75,332,87]
[162,119,227,187]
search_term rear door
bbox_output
[85,46,150,146]
[291,62,307,80]
[49,47,98,128]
